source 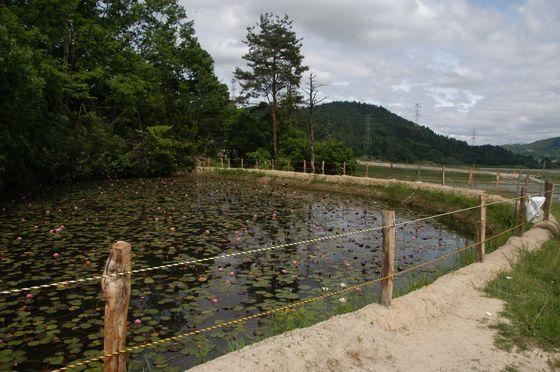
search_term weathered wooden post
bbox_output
[543,181,554,221]
[321,161,325,175]
[227,158,231,169]
[495,172,500,194]
[390,162,394,179]
[343,161,346,175]
[441,165,446,186]
[468,168,474,188]
[303,160,307,173]
[380,211,395,306]
[519,187,526,236]
[240,158,244,169]
[476,194,487,262]
[417,165,421,181]
[271,159,275,170]
[365,164,369,177]
[256,159,259,169]
[102,241,131,372]
[542,161,546,193]
[220,157,224,169]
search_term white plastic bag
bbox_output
[526,196,545,223]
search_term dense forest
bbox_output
[1,0,233,191]
[0,1,537,193]
[313,102,538,167]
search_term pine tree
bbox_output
[234,13,307,159]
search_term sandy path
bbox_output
[192,219,559,372]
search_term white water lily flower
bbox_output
[339,297,347,303]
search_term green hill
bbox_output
[312,101,537,167]
[503,137,560,161]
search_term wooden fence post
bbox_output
[271,159,275,170]
[227,158,231,169]
[343,161,346,175]
[303,160,306,173]
[102,241,131,372]
[519,187,526,236]
[380,211,395,306]
[321,160,325,175]
[495,172,500,194]
[241,158,244,169]
[390,162,394,179]
[365,164,369,177]
[441,165,446,186]
[476,194,487,262]
[543,181,554,221]
[417,165,421,181]
[468,168,473,188]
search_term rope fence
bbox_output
[204,157,554,197]
[0,193,537,297]
[53,222,526,371]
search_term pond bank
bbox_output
[191,216,559,371]
[196,167,505,203]
[196,167,517,239]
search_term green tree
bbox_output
[0,0,232,191]
[234,13,307,160]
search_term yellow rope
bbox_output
[0,223,393,295]
[54,224,523,371]
[1,192,529,296]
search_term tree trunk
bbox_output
[271,102,279,160]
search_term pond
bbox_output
[0,175,470,370]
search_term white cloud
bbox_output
[182,0,560,145]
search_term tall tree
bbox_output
[0,0,231,190]
[303,73,326,173]
[234,13,307,159]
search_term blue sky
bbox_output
[185,0,560,145]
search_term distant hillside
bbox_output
[503,137,560,161]
[312,101,537,167]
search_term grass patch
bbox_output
[485,235,560,352]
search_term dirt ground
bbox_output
[192,216,559,372]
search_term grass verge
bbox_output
[485,204,559,362]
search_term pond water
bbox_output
[0,176,470,370]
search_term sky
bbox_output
[182,0,560,145]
